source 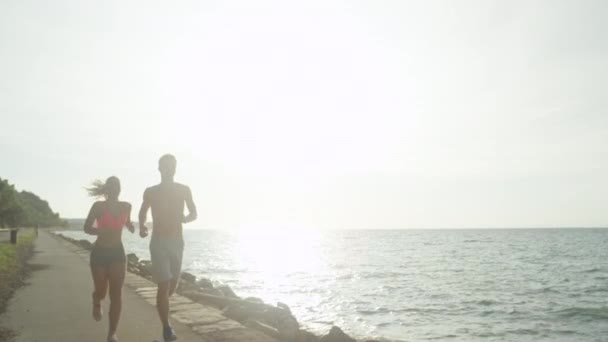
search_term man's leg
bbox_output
[151,239,178,341]
[156,280,171,328]
[168,264,182,296]
[168,238,184,296]
[157,280,177,341]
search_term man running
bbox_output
[139,154,197,341]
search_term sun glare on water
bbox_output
[233,227,325,295]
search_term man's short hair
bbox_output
[159,154,177,170]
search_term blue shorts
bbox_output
[150,236,184,283]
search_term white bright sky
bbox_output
[1,0,607,229]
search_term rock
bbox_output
[182,292,232,309]
[196,277,214,289]
[181,271,196,283]
[223,304,251,323]
[246,320,281,340]
[217,284,239,299]
[79,239,93,250]
[277,316,299,341]
[264,306,296,324]
[126,253,138,264]
[177,280,199,293]
[296,330,321,342]
[320,326,356,342]
[277,302,292,313]
[138,260,153,278]
[246,297,265,304]
[200,287,224,297]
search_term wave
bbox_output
[357,271,406,280]
[505,328,539,335]
[583,286,608,294]
[375,322,394,328]
[358,307,391,315]
[477,299,499,306]
[463,239,493,243]
[480,310,497,317]
[463,299,500,306]
[201,268,244,274]
[527,286,560,294]
[426,334,459,340]
[555,307,608,320]
[358,306,443,316]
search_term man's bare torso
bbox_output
[144,182,190,237]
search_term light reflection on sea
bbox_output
[58,228,608,341]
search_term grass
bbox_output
[0,232,35,274]
[0,231,35,315]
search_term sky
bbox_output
[0,0,607,229]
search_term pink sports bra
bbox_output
[96,208,127,230]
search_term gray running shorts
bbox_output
[149,236,184,283]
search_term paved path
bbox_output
[0,232,276,342]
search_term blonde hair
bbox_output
[86,176,120,198]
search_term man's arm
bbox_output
[138,189,150,237]
[125,203,135,233]
[183,186,197,224]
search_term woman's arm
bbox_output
[125,203,135,233]
[83,202,99,235]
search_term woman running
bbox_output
[84,176,134,342]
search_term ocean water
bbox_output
[58,228,608,341]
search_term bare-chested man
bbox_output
[139,154,197,341]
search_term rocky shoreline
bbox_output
[57,234,383,342]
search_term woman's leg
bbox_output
[90,264,109,321]
[107,259,126,338]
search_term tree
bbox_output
[0,177,66,228]
[0,178,22,228]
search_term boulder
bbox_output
[181,272,196,283]
[177,280,199,294]
[138,260,153,278]
[139,260,152,267]
[196,277,214,289]
[277,302,292,313]
[320,327,356,342]
[246,297,265,304]
[126,253,139,264]
[264,306,296,325]
[223,304,251,323]
[79,239,93,250]
[217,284,239,299]
[277,316,299,342]
[200,287,224,297]
[296,330,321,342]
[182,292,232,309]
[245,320,281,340]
